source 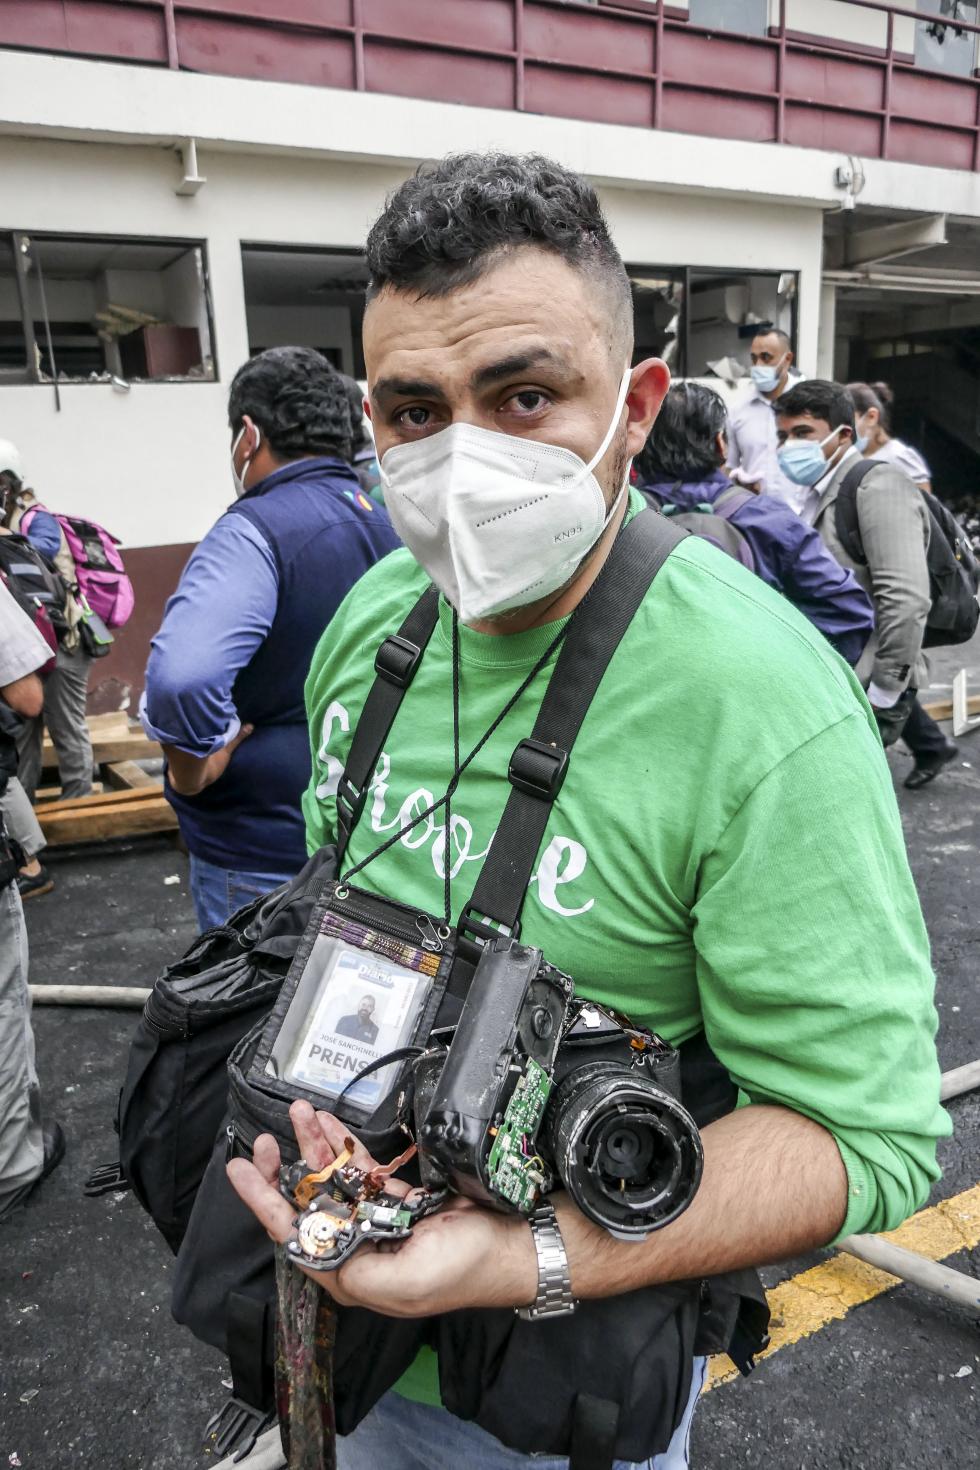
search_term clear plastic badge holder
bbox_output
[248,881,454,1131]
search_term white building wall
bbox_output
[0,130,824,551]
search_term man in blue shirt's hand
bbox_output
[141,347,400,931]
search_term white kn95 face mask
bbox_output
[379,368,633,623]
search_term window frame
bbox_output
[0,229,220,386]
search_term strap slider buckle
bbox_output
[508,739,569,802]
[457,905,520,963]
[375,634,423,688]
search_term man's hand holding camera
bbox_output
[228,1100,540,1318]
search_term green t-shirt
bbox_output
[303,491,948,1407]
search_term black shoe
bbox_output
[904,740,959,790]
[17,866,54,900]
[0,1122,66,1223]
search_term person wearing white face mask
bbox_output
[775,379,957,784]
[140,346,399,931]
[726,327,805,511]
[225,155,945,1470]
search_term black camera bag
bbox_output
[114,846,338,1252]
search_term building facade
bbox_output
[1,0,979,707]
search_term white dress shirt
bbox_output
[868,437,931,487]
[726,372,806,513]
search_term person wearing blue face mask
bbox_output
[775,379,957,783]
[726,327,805,512]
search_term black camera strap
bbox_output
[331,507,685,998]
[335,583,440,862]
[453,508,686,985]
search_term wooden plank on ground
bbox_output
[35,783,104,802]
[39,795,176,846]
[103,760,158,790]
[83,711,129,737]
[39,786,163,818]
[42,729,161,769]
[921,693,980,722]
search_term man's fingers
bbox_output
[227,1157,297,1243]
[252,1132,282,1186]
[290,1099,336,1170]
[229,723,254,753]
[313,1110,375,1170]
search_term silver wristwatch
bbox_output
[516,1200,578,1320]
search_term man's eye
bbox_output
[508,390,549,415]
[396,406,431,428]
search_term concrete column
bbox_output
[817,281,837,380]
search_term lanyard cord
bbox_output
[339,611,568,923]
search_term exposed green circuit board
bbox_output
[486,1058,553,1212]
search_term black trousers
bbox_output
[902,693,949,759]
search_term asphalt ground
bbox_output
[1,642,978,1469]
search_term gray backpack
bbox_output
[643,485,756,572]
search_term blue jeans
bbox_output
[187,853,296,932]
[336,1361,707,1470]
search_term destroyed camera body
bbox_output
[413,939,704,1240]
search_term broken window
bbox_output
[0,233,216,385]
[241,246,368,377]
[687,268,797,382]
[628,266,797,380]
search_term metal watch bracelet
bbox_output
[516,1199,578,1320]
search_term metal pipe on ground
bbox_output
[941,1059,980,1102]
[838,1233,980,1314]
[29,985,150,1008]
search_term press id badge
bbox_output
[250,883,454,1127]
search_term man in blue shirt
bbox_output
[141,347,400,931]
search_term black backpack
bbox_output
[0,532,70,645]
[835,462,980,649]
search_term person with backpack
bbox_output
[0,577,65,1222]
[638,383,873,665]
[219,155,945,1470]
[0,439,132,800]
[141,347,400,932]
[775,379,965,786]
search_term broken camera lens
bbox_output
[546,1061,703,1240]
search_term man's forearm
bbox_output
[1,670,44,718]
[164,723,253,796]
[556,1104,848,1299]
[163,744,213,796]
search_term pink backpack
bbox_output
[21,505,135,629]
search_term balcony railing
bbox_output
[2,0,979,171]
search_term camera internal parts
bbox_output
[280,1138,444,1272]
[415,939,704,1238]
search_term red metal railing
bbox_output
[1,0,979,171]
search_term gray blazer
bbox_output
[811,451,931,693]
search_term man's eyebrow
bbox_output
[373,376,446,404]
[470,349,571,390]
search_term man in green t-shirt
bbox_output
[229,153,948,1469]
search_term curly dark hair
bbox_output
[636,382,728,484]
[228,346,353,461]
[337,372,371,452]
[365,152,632,349]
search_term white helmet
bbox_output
[0,439,24,482]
